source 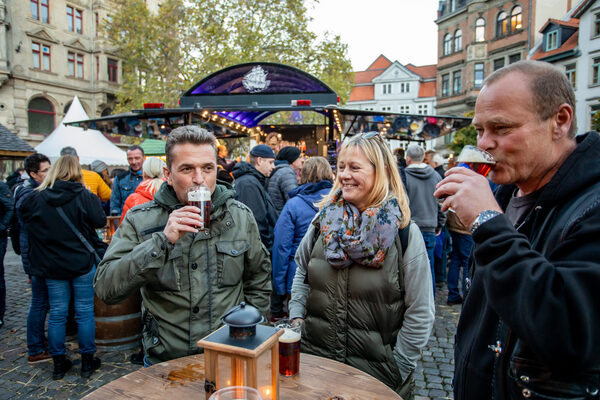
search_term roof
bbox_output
[539,18,579,33]
[0,123,36,153]
[140,138,166,155]
[531,30,579,60]
[348,85,375,102]
[418,81,436,98]
[573,0,596,18]
[406,64,438,80]
[354,69,386,84]
[366,55,392,70]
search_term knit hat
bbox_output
[276,146,301,164]
[250,144,276,158]
[90,160,108,173]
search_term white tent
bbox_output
[35,96,127,166]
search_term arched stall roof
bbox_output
[180,62,338,127]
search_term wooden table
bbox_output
[82,353,401,400]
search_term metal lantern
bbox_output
[198,302,283,400]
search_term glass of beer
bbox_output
[457,145,496,177]
[187,184,211,230]
[277,323,301,376]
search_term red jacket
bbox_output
[120,180,163,223]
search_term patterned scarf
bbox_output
[317,190,403,269]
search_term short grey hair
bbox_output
[165,126,217,168]
[60,146,78,157]
[406,144,425,162]
[483,60,577,138]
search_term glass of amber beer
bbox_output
[456,145,496,177]
[277,324,301,376]
[187,184,211,230]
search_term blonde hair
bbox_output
[37,155,82,191]
[142,157,166,194]
[317,134,411,228]
[300,157,334,184]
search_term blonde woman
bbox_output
[120,157,166,223]
[289,133,435,399]
[18,155,106,380]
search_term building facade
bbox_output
[435,0,572,117]
[0,0,124,147]
[347,55,437,116]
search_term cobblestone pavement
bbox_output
[0,243,461,399]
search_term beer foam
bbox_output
[279,328,301,343]
[457,147,494,163]
[188,189,210,201]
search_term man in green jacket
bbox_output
[94,126,271,366]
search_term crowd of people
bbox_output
[0,60,599,400]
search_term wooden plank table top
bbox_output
[82,353,402,400]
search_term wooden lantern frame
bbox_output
[198,325,284,400]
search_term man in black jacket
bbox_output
[232,144,278,252]
[435,60,600,399]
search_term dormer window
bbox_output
[546,30,559,51]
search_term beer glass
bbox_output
[208,386,262,400]
[277,324,301,376]
[187,184,211,230]
[457,145,496,177]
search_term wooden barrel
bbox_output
[95,292,142,351]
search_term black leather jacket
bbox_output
[453,132,600,400]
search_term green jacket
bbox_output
[94,182,271,365]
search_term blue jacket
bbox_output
[110,169,143,215]
[271,180,332,295]
[14,178,38,275]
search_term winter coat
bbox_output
[0,181,13,237]
[82,169,111,202]
[404,164,446,232]
[289,220,435,392]
[19,180,107,280]
[217,157,235,183]
[232,162,278,251]
[267,161,299,213]
[453,132,600,399]
[271,180,332,295]
[120,179,162,224]
[110,168,143,215]
[94,181,271,365]
[13,178,39,275]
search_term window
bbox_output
[28,97,55,135]
[32,42,51,71]
[442,74,450,97]
[509,53,521,64]
[417,104,429,115]
[565,63,576,88]
[452,70,462,94]
[474,63,484,88]
[475,18,486,42]
[399,105,411,113]
[382,106,392,111]
[496,11,508,37]
[592,57,600,85]
[96,56,99,80]
[510,6,523,32]
[546,31,559,51]
[67,6,83,33]
[595,13,600,37]
[493,58,505,71]
[454,29,462,51]
[400,82,410,93]
[31,0,49,23]
[443,33,452,55]
[95,12,99,37]
[449,0,456,12]
[68,52,84,78]
[383,83,392,94]
[107,58,118,82]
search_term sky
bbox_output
[307,0,440,71]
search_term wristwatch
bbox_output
[470,210,502,234]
